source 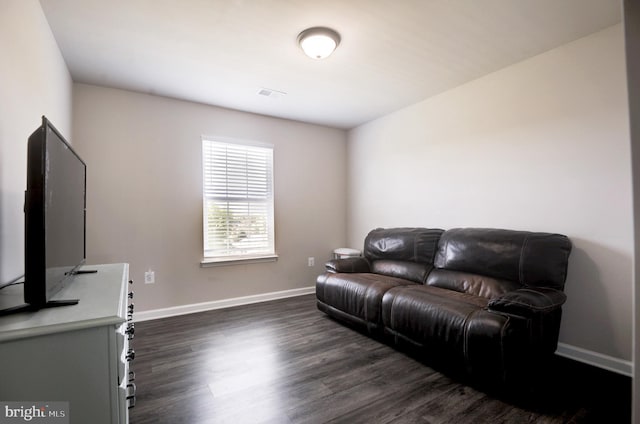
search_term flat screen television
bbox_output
[0,116,89,316]
[24,115,88,309]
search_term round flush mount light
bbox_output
[297,27,341,59]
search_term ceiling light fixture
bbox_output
[297,27,341,60]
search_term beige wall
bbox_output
[348,25,633,362]
[0,0,72,283]
[72,84,347,311]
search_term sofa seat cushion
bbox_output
[426,269,520,300]
[381,285,531,381]
[370,260,433,283]
[382,285,490,360]
[316,273,417,330]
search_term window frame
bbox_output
[200,136,277,266]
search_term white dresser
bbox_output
[0,263,135,424]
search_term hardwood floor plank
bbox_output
[129,294,630,424]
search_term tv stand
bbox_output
[0,303,31,317]
[0,264,134,423]
[0,298,79,317]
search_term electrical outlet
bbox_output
[144,270,155,284]
[308,257,315,267]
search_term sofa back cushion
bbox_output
[433,228,572,290]
[364,227,444,283]
[365,227,444,262]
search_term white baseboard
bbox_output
[134,286,315,322]
[556,342,633,377]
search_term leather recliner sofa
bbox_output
[316,227,572,386]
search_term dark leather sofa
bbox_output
[316,227,572,386]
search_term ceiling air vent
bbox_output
[257,87,286,99]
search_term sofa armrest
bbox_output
[325,257,370,273]
[488,287,566,318]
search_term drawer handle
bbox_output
[127,382,136,396]
[126,323,135,340]
[126,383,136,409]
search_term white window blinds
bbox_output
[202,138,275,259]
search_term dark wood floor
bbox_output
[129,294,630,424]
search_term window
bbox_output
[201,137,275,263]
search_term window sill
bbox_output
[200,254,279,267]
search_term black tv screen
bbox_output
[24,116,86,307]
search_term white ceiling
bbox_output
[39,0,622,130]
